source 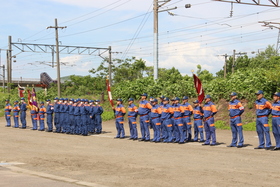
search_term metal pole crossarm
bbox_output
[213,0,280,7]
[11,42,109,55]
[158,7,177,13]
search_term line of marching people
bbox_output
[112,91,280,151]
[4,97,103,136]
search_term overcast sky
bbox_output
[0,0,279,80]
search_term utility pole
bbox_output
[223,54,228,78]
[2,65,5,93]
[153,0,159,80]
[7,36,12,93]
[232,49,235,74]
[153,0,191,80]
[232,50,247,74]
[47,18,67,97]
[108,46,112,86]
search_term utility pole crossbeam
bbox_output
[213,0,280,7]
[259,21,280,54]
[47,18,66,97]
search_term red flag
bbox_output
[193,74,205,103]
[18,85,25,97]
[27,89,33,106]
[106,79,114,108]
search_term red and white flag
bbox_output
[18,84,25,98]
[193,74,205,103]
[106,79,114,108]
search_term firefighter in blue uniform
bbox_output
[227,92,245,148]
[89,100,96,134]
[160,97,174,143]
[53,97,60,133]
[150,98,162,142]
[95,100,103,134]
[85,99,91,134]
[113,98,126,139]
[254,90,272,150]
[170,98,177,142]
[63,98,70,133]
[80,99,88,136]
[59,98,66,133]
[271,92,280,151]
[38,102,46,131]
[202,95,218,146]
[159,95,167,140]
[68,98,75,134]
[19,98,27,129]
[30,103,38,130]
[193,100,204,142]
[138,93,152,141]
[46,99,54,132]
[13,101,20,128]
[181,96,193,142]
[127,98,138,140]
[173,97,184,144]
[5,99,12,127]
[74,99,82,135]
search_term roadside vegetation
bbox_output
[0,45,279,131]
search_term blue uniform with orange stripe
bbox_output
[160,104,174,142]
[5,103,12,127]
[271,101,280,148]
[228,99,244,146]
[203,101,217,145]
[30,105,38,130]
[39,105,46,131]
[173,104,184,143]
[150,104,161,142]
[193,106,204,141]
[128,104,138,139]
[138,100,152,141]
[255,98,272,148]
[20,102,27,128]
[115,104,126,138]
[181,102,193,141]
[13,104,20,128]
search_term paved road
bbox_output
[0,116,280,187]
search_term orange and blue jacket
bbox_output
[255,98,272,116]
[5,104,12,115]
[13,104,20,117]
[193,106,204,119]
[172,104,184,119]
[115,104,126,118]
[181,102,193,117]
[228,99,244,117]
[160,104,174,120]
[39,106,47,119]
[271,101,280,116]
[150,104,162,118]
[203,101,217,118]
[128,104,138,118]
[138,100,152,115]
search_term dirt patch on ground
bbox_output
[0,116,279,187]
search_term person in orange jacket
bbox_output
[4,99,12,127]
[12,101,20,128]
